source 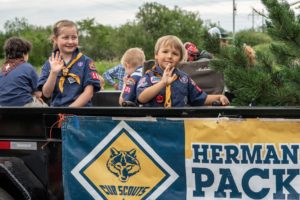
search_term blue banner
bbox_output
[62,116,300,200]
[62,116,185,200]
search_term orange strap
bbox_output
[58,53,83,93]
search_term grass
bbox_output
[95,60,120,90]
[95,60,119,75]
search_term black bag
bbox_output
[177,59,224,94]
[144,59,224,95]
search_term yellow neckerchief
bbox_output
[58,52,83,93]
[149,65,178,108]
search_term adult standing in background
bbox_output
[208,27,231,48]
[103,64,125,90]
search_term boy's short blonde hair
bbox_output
[154,35,186,62]
[121,48,145,67]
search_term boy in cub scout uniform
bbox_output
[137,35,230,107]
[119,48,145,106]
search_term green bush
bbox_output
[234,30,272,47]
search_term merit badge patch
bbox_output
[150,76,160,84]
[89,61,97,70]
[126,78,136,86]
[179,76,188,84]
[191,79,202,92]
[156,95,164,104]
[124,86,131,93]
[91,72,99,80]
[78,61,84,67]
[71,121,178,200]
[137,77,147,88]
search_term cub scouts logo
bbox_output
[78,61,84,67]
[107,148,141,182]
[179,76,188,84]
[71,121,178,200]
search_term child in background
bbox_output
[137,35,229,107]
[0,37,47,107]
[103,64,125,90]
[38,20,100,107]
[119,48,145,106]
[183,42,213,61]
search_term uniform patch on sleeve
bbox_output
[89,61,97,70]
[191,79,202,92]
[179,76,188,84]
[126,78,136,86]
[124,86,131,93]
[137,77,147,88]
[91,72,99,80]
[150,76,161,84]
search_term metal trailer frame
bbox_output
[0,106,300,199]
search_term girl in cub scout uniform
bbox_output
[137,35,230,107]
[38,20,100,107]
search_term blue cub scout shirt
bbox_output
[0,62,38,106]
[38,49,100,107]
[136,65,207,107]
[122,66,143,103]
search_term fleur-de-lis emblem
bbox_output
[5,64,10,70]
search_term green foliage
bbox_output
[202,31,220,54]
[112,22,152,60]
[77,18,117,60]
[94,60,120,90]
[136,2,205,59]
[262,0,300,61]
[0,3,205,65]
[0,32,6,58]
[210,45,283,106]
[23,27,52,67]
[208,0,300,106]
[1,18,52,67]
[137,2,203,40]
[94,60,119,75]
[234,30,272,47]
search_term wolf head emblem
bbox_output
[107,147,141,182]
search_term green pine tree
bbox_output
[210,0,300,106]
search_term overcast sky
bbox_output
[0,0,297,32]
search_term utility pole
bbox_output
[261,9,265,32]
[249,8,255,30]
[233,0,237,41]
[252,9,255,30]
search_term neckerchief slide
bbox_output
[58,52,83,93]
